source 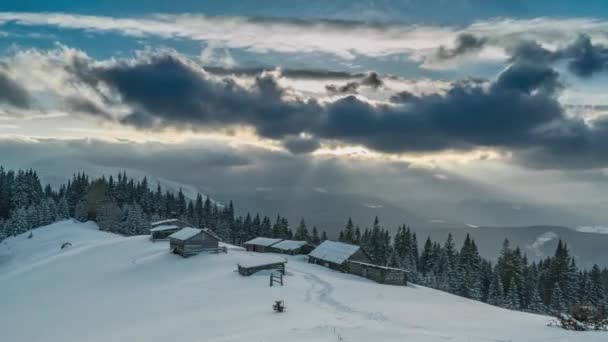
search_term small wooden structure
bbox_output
[345,260,408,286]
[269,240,315,255]
[149,219,191,241]
[242,237,283,253]
[237,260,287,276]
[149,224,181,241]
[308,240,373,272]
[169,227,221,257]
[269,273,284,287]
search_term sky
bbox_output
[2,1,608,231]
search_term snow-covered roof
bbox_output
[151,218,181,226]
[149,224,180,232]
[243,237,283,247]
[309,240,361,265]
[168,227,202,241]
[236,255,287,268]
[201,227,222,241]
[347,260,409,272]
[271,240,311,251]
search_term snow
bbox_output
[243,237,283,246]
[167,227,201,240]
[149,224,180,232]
[309,240,361,265]
[0,221,605,342]
[272,239,310,251]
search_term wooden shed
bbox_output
[308,240,372,272]
[169,227,221,257]
[242,237,283,253]
[345,260,408,286]
[149,224,181,241]
[270,240,315,255]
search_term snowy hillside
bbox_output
[0,221,604,342]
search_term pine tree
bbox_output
[488,271,505,307]
[294,219,310,241]
[506,277,521,310]
[311,226,321,245]
[529,286,546,313]
[551,283,567,314]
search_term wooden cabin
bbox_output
[242,237,283,253]
[345,260,408,286]
[270,240,315,255]
[149,224,181,241]
[308,240,372,272]
[169,227,221,257]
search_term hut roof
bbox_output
[243,237,283,247]
[347,260,409,272]
[149,224,180,232]
[168,227,202,241]
[201,227,222,241]
[309,240,361,265]
[271,240,311,251]
[151,218,181,226]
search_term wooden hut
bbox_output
[308,240,372,272]
[345,260,408,286]
[270,240,315,255]
[242,237,283,253]
[149,224,181,241]
[169,227,221,257]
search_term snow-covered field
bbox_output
[0,221,604,342]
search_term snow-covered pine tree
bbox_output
[55,197,70,221]
[506,277,521,310]
[551,283,567,314]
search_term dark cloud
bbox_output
[325,81,360,94]
[0,72,31,108]
[436,33,487,60]
[359,72,383,89]
[325,72,383,94]
[389,90,418,103]
[282,135,321,154]
[509,34,608,78]
[56,52,608,169]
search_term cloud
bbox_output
[509,34,608,78]
[436,33,488,60]
[282,135,321,154]
[3,12,608,65]
[27,50,608,169]
[325,72,384,95]
[3,45,608,170]
[0,71,31,108]
[527,231,559,257]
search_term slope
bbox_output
[0,221,604,342]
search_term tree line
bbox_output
[335,217,608,319]
[0,166,607,320]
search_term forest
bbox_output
[0,166,606,322]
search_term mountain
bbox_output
[0,221,604,342]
